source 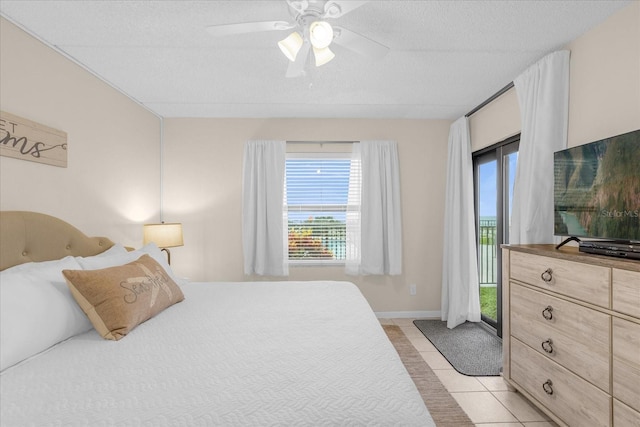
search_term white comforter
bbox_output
[1,281,434,426]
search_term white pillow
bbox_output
[77,242,186,286]
[74,243,128,265]
[138,243,187,286]
[76,246,142,270]
[3,255,81,275]
[0,256,93,371]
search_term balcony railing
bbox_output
[478,219,497,285]
[287,216,499,280]
[288,219,346,261]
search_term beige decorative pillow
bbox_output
[63,254,184,340]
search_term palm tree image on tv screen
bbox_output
[554,130,640,241]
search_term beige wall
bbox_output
[469,1,640,151]
[469,88,520,152]
[565,0,640,147]
[0,18,161,246]
[163,118,450,314]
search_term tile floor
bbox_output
[381,318,558,427]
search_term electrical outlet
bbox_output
[409,283,417,296]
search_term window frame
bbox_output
[285,149,355,266]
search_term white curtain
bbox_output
[511,50,570,244]
[441,117,481,329]
[242,140,288,276]
[345,143,362,273]
[346,141,403,275]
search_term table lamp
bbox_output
[143,222,183,264]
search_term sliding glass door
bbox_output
[473,135,519,337]
[476,158,498,325]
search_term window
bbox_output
[473,134,519,337]
[285,150,359,264]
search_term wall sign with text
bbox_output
[0,111,68,168]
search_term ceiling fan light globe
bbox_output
[313,46,335,67]
[278,31,303,62]
[309,21,334,49]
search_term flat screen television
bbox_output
[554,129,640,244]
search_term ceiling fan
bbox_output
[206,0,389,78]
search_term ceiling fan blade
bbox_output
[286,41,311,78]
[332,26,389,58]
[286,0,309,14]
[206,21,294,37]
[323,1,369,18]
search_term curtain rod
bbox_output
[286,140,357,144]
[464,81,515,118]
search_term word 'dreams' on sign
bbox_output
[0,111,68,167]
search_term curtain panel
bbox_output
[346,140,403,275]
[241,140,288,276]
[441,117,481,329]
[511,50,570,244]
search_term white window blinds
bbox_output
[285,151,361,263]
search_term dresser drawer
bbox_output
[613,269,640,318]
[511,338,611,427]
[614,399,640,427]
[613,317,640,413]
[510,251,610,307]
[510,283,610,391]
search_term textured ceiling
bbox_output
[0,0,631,119]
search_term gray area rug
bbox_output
[413,320,502,376]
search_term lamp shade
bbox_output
[309,21,333,49]
[313,46,335,66]
[143,223,184,248]
[278,31,303,62]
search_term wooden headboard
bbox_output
[0,211,115,271]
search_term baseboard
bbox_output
[375,310,441,319]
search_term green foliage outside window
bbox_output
[288,216,346,260]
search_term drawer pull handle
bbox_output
[542,305,554,320]
[541,339,554,354]
[540,268,553,283]
[542,379,554,395]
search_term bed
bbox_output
[0,211,435,426]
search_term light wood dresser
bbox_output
[502,244,640,427]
